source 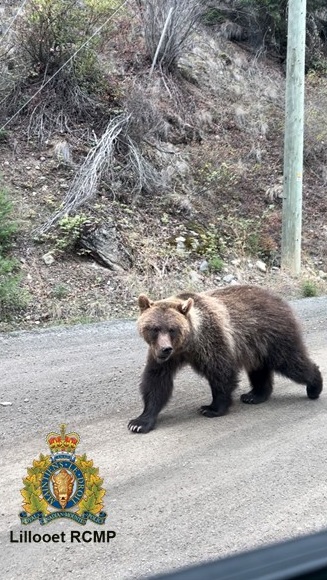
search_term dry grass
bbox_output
[0,8,326,331]
[304,73,327,171]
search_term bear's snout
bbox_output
[158,346,173,361]
[155,332,174,361]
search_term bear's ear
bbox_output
[179,297,194,315]
[138,294,153,312]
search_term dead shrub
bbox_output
[136,0,203,73]
[36,90,170,235]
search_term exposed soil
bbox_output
[1,19,327,332]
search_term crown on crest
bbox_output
[46,424,80,458]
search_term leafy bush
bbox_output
[301,280,318,297]
[55,214,91,251]
[0,129,9,143]
[208,255,224,273]
[3,0,122,140]
[17,0,119,76]
[51,284,70,299]
[204,0,327,63]
[16,0,119,77]
[0,189,28,318]
[0,259,28,316]
[0,191,17,253]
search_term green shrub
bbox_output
[0,259,29,317]
[197,224,221,258]
[204,0,327,62]
[208,256,224,273]
[0,189,28,319]
[55,214,91,251]
[0,190,17,253]
[51,284,70,299]
[16,0,120,76]
[202,8,224,26]
[0,129,9,143]
[6,0,122,140]
[301,280,318,298]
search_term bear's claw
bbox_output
[128,417,155,434]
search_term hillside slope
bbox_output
[0,6,327,330]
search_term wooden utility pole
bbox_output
[281,0,307,275]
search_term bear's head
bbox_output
[137,294,194,363]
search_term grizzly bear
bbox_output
[128,285,323,433]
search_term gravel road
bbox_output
[1,296,327,580]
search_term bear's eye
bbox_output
[169,328,177,335]
[145,326,159,334]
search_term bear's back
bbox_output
[178,285,303,370]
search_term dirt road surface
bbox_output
[1,296,327,580]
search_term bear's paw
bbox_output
[128,417,155,434]
[200,405,228,418]
[240,391,269,404]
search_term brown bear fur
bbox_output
[128,285,323,433]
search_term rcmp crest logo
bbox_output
[20,424,107,526]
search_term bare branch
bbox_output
[36,114,128,235]
[35,97,168,235]
[137,0,203,73]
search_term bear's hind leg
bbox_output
[241,366,273,404]
[306,364,323,399]
[276,356,323,400]
[200,372,238,418]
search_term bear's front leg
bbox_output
[200,370,239,418]
[128,356,177,434]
